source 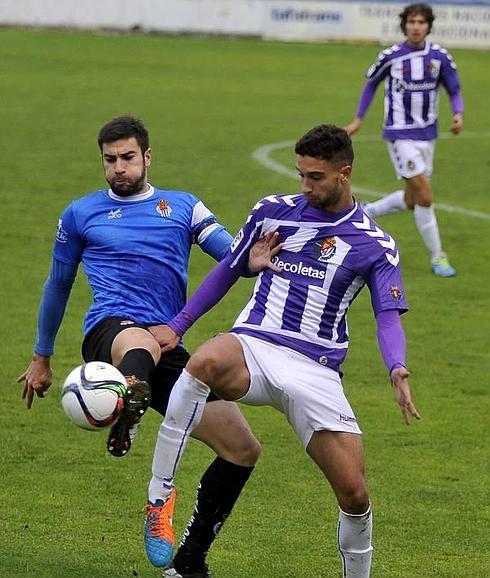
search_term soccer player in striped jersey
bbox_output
[147,125,420,577]
[18,116,263,578]
[346,3,463,277]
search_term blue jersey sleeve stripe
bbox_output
[199,226,233,262]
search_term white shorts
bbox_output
[387,139,435,179]
[232,334,361,448]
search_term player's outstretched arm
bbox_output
[345,117,363,137]
[17,354,53,409]
[390,366,421,425]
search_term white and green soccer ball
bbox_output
[61,361,126,431]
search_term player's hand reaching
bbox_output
[248,231,283,273]
[390,366,421,425]
[344,118,363,137]
[450,113,463,135]
[149,324,180,354]
[17,354,53,409]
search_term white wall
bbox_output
[1,0,489,48]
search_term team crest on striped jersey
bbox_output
[156,199,172,217]
[316,237,337,262]
[390,285,403,300]
[428,59,441,79]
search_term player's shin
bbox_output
[173,457,254,574]
[148,369,210,503]
[363,190,407,218]
[413,204,442,259]
[337,505,373,577]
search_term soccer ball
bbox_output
[61,361,127,431]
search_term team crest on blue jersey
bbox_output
[390,285,403,301]
[156,199,172,217]
[316,237,337,262]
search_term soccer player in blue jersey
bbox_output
[18,115,265,578]
[145,124,421,577]
[346,3,463,277]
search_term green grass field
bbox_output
[1,27,489,577]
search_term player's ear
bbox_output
[144,148,152,168]
[339,165,352,184]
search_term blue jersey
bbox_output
[53,185,229,335]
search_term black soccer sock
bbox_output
[116,348,155,383]
[173,457,254,574]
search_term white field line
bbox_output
[252,134,490,221]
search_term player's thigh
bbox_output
[307,430,369,512]
[82,317,159,365]
[192,400,260,467]
[187,333,250,399]
[111,326,161,366]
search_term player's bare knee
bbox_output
[338,486,370,515]
[224,433,261,466]
[241,433,261,463]
[187,347,218,383]
[415,196,433,207]
[146,337,162,364]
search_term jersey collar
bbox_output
[108,184,155,202]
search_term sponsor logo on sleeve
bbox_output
[230,228,244,252]
[56,219,68,243]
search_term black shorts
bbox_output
[82,316,218,415]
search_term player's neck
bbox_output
[406,39,427,50]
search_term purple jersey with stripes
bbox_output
[365,41,461,141]
[228,195,408,374]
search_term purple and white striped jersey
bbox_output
[365,41,461,141]
[229,195,408,374]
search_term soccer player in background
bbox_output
[146,124,421,577]
[18,115,266,578]
[346,2,464,277]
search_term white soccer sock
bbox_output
[363,190,407,218]
[148,369,210,504]
[337,506,373,578]
[413,204,443,260]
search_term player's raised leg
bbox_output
[107,327,160,456]
[362,189,407,218]
[145,335,253,570]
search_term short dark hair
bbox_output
[97,115,149,154]
[295,124,354,166]
[399,3,435,34]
